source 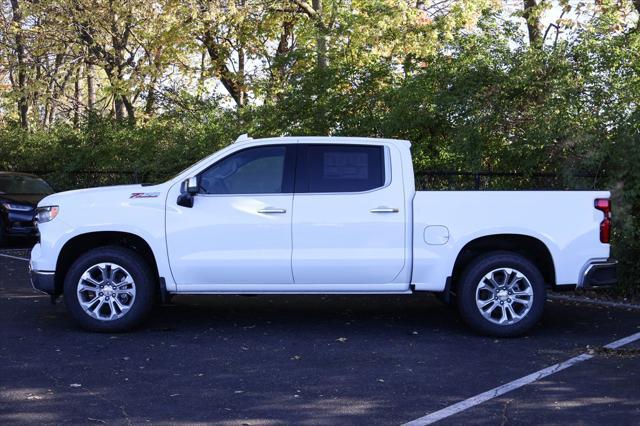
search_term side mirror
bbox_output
[186,177,198,195]
[177,177,198,208]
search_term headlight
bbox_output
[1,202,33,212]
[35,206,59,223]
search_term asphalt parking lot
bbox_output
[1,243,639,425]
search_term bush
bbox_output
[0,104,242,189]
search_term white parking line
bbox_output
[604,331,640,349]
[403,330,640,426]
[0,253,29,261]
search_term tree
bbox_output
[8,0,29,128]
[50,0,190,122]
[198,0,248,108]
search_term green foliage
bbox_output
[0,100,241,186]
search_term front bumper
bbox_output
[29,265,57,295]
[578,259,617,289]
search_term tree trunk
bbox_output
[312,0,327,70]
[145,55,159,116]
[197,49,206,99]
[121,95,135,124]
[275,20,293,78]
[290,0,327,69]
[87,61,96,112]
[48,99,56,126]
[73,66,81,127]
[202,30,245,108]
[10,0,29,129]
[145,82,156,116]
[523,0,542,47]
[291,0,329,132]
[114,96,124,121]
[237,44,246,107]
[312,0,328,134]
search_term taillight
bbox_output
[595,198,611,244]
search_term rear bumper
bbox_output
[29,266,57,295]
[578,259,617,289]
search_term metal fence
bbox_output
[415,171,603,191]
[20,170,145,192]
[19,169,603,192]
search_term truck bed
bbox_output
[411,191,610,291]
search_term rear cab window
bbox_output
[296,144,386,193]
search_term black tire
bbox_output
[456,251,546,337]
[63,246,155,332]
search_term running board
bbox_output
[171,283,413,295]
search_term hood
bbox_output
[0,193,48,207]
[38,184,165,207]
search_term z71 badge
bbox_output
[129,192,160,199]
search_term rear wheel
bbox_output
[63,246,155,332]
[456,251,546,337]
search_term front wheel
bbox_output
[456,251,546,337]
[63,246,155,332]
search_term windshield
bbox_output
[169,145,234,182]
[0,175,54,195]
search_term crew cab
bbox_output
[29,136,617,336]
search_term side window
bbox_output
[302,145,385,193]
[199,145,289,194]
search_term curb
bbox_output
[549,293,640,310]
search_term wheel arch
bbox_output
[451,234,556,290]
[54,231,160,295]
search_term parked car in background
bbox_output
[0,172,55,246]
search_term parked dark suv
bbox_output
[0,172,54,246]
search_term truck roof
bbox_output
[234,134,411,147]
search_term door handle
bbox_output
[370,207,399,213]
[258,208,287,214]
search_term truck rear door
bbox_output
[291,142,406,284]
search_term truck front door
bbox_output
[166,144,296,286]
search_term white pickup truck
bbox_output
[30,135,616,336]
